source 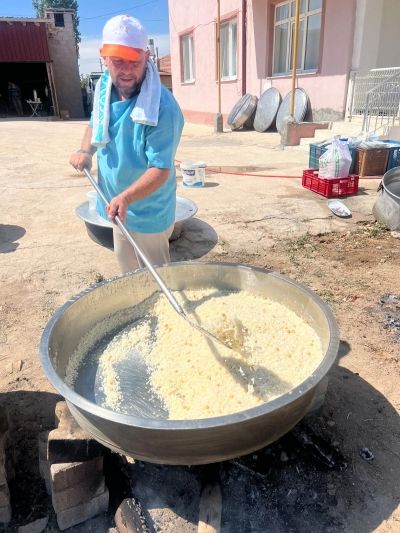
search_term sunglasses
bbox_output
[107,57,143,68]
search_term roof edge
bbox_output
[0,17,49,23]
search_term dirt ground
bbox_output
[0,119,399,532]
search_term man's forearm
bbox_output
[69,125,95,171]
[122,167,170,204]
[79,126,96,155]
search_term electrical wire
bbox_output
[80,0,160,21]
[168,3,242,34]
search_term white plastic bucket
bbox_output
[180,161,206,187]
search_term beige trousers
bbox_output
[113,224,174,274]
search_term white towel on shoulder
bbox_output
[130,59,161,126]
[91,59,161,148]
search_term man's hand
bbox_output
[69,151,93,172]
[106,192,130,223]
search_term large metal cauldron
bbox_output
[40,262,339,465]
[373,166,400,230]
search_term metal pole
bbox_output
[362,93,369,132]
[241,0,247,96]
[83,167,251,354]
[214,0,223,132]
[83,168,185,315]
[290,0,300,117]
[348,71,356,122]
[46,62,60,118]
[217,0,221,114]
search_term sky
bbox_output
[0,0,171,75]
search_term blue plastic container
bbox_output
[381,140,400,171]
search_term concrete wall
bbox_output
[376,0,400,68]
[169,0,357,124]
[46,9,84,118]
[353,0,400,71]
[353,0,383,71]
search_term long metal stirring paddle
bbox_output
[83,168,246,355]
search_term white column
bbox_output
[354,0,384,71]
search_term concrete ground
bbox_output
[176,119,381,250]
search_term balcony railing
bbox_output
[347,67,400,133]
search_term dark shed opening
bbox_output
[0,62,53,117]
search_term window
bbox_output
[220,18,237,80]
[54,13,65,27]
[273,0,322,75]
[181,33,195,83]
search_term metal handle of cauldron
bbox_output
[83,168,246,355]
[83,168,185,316]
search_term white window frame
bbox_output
[220,18,237,81]
[272,0,322,76]
[181,33,195,83]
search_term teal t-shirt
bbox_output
[94,86,184,233]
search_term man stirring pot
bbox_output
[70,15,184,274]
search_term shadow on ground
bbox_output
[0,225,25,253]
[202,181,220,188]
[0,391,61,531]
[126,351,400,533]
[2,343,398,532]
[0,390,115,532]
[170,218,218,261]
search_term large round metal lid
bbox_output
[276,88,310,134]
[227,94,258,130]
[75,195,198,228]
[253,87,282,132]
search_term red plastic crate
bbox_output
[302,169,359,197]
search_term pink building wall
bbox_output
[257,0,357,121]
[169,0,357,124]
[169,0,243,123]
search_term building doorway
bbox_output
[0,62,54,117]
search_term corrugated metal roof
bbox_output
[0,20,50,62]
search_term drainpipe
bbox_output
[281,0,300,145]
[290,0,300,117]
[242,0,247,96]
[214,0,223,132]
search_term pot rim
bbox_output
[40,261,340,431]
[382,167,400,201]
